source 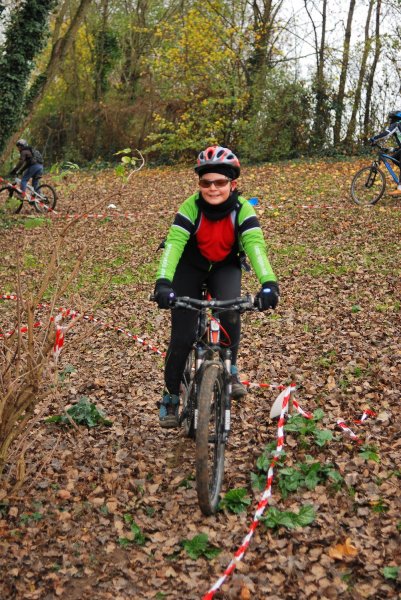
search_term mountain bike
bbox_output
[0,176,57,214]
[153,291,256,515]
[350,144,400,206]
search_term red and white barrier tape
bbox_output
[2,293,378,598]
[337,408,376,443]
[53,314,65,361]
[241,380,286,391]
[353,409,377,424]
[266,203,401,211]
[203,385,306,599]
[204,392,377,598]
[0,297,165,358]
[336,419,362,444]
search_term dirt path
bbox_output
[0,159,400,600]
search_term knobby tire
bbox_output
[34,184,57,213]
[351,166,386,206]
[196,362,225,515]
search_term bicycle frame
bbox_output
[378,153,400,185]
[174,293,254,434]
[192,305,233,437]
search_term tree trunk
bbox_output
[0,0,93,166]
[305,0,330,150]
[363,0,382,140]
[344,0,374,146]
[333,0,356,147]
[94,0,110,101]
[0,0,56,158]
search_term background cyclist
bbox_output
[153,145,279,428]
[9,139,44,197]
[369,109,401,196]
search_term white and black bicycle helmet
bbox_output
[195,145,240,178]
[388,110,401,123]
[16,139,29,148]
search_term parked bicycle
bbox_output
[350,144,400,206]
[0,176,57,214]
[152,289,256,515]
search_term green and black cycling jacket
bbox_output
[156,193,277,284]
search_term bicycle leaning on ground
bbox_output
[350,143,400,206]
[151,289,256,515]
[0,176,57,214]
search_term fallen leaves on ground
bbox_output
[0,158,400,600]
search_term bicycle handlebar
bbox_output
[173,294,256,311]
[370,142,393,153]
[149,293,257,311]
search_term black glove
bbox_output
[256,281,279,311]
[9,169,17,177]
[154,278,176,309]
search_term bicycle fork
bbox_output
[192,341,232,442]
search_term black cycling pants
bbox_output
[164,260,242,395]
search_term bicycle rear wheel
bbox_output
[0,186,23,214]
[196,361,226,515]
[34,184,57,213]
[351,166,386,206]
[180,349,196,438]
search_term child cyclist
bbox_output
[154,145,279,428]
[369,109,401,196]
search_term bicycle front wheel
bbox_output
[351,166,386,206]
[196,362,226,515]
[34,184,57,213]
[0,186,23,214]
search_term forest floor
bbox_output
[0,157,400,600]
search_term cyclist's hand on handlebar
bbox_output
[154,279,176,309]
[256,281,279,311]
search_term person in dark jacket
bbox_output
[369,109,401,196]
[9,139,44,196]
[153,145,279,428]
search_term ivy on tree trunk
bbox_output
[0,0,56,157]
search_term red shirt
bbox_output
[195,213,235,262]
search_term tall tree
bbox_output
[0,0,56,158]
[344,0,374,145]
[333,0,356,147]
[363,0,382,140]
[305,0,331,151]
[0,0,93,165]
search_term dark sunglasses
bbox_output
[199,178,231,189]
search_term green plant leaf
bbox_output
[262,504,315,530]
[46,397,112,428]
[359,445,380,463]
[181,533,221,560]
[312,408,325,421]
[382,566,399,580]
[251,471,266,491]
[295,504,316,526]
[219,487,251,514]
[23,217,47,229]
[314,429,333,447]
[114,148,132,155]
